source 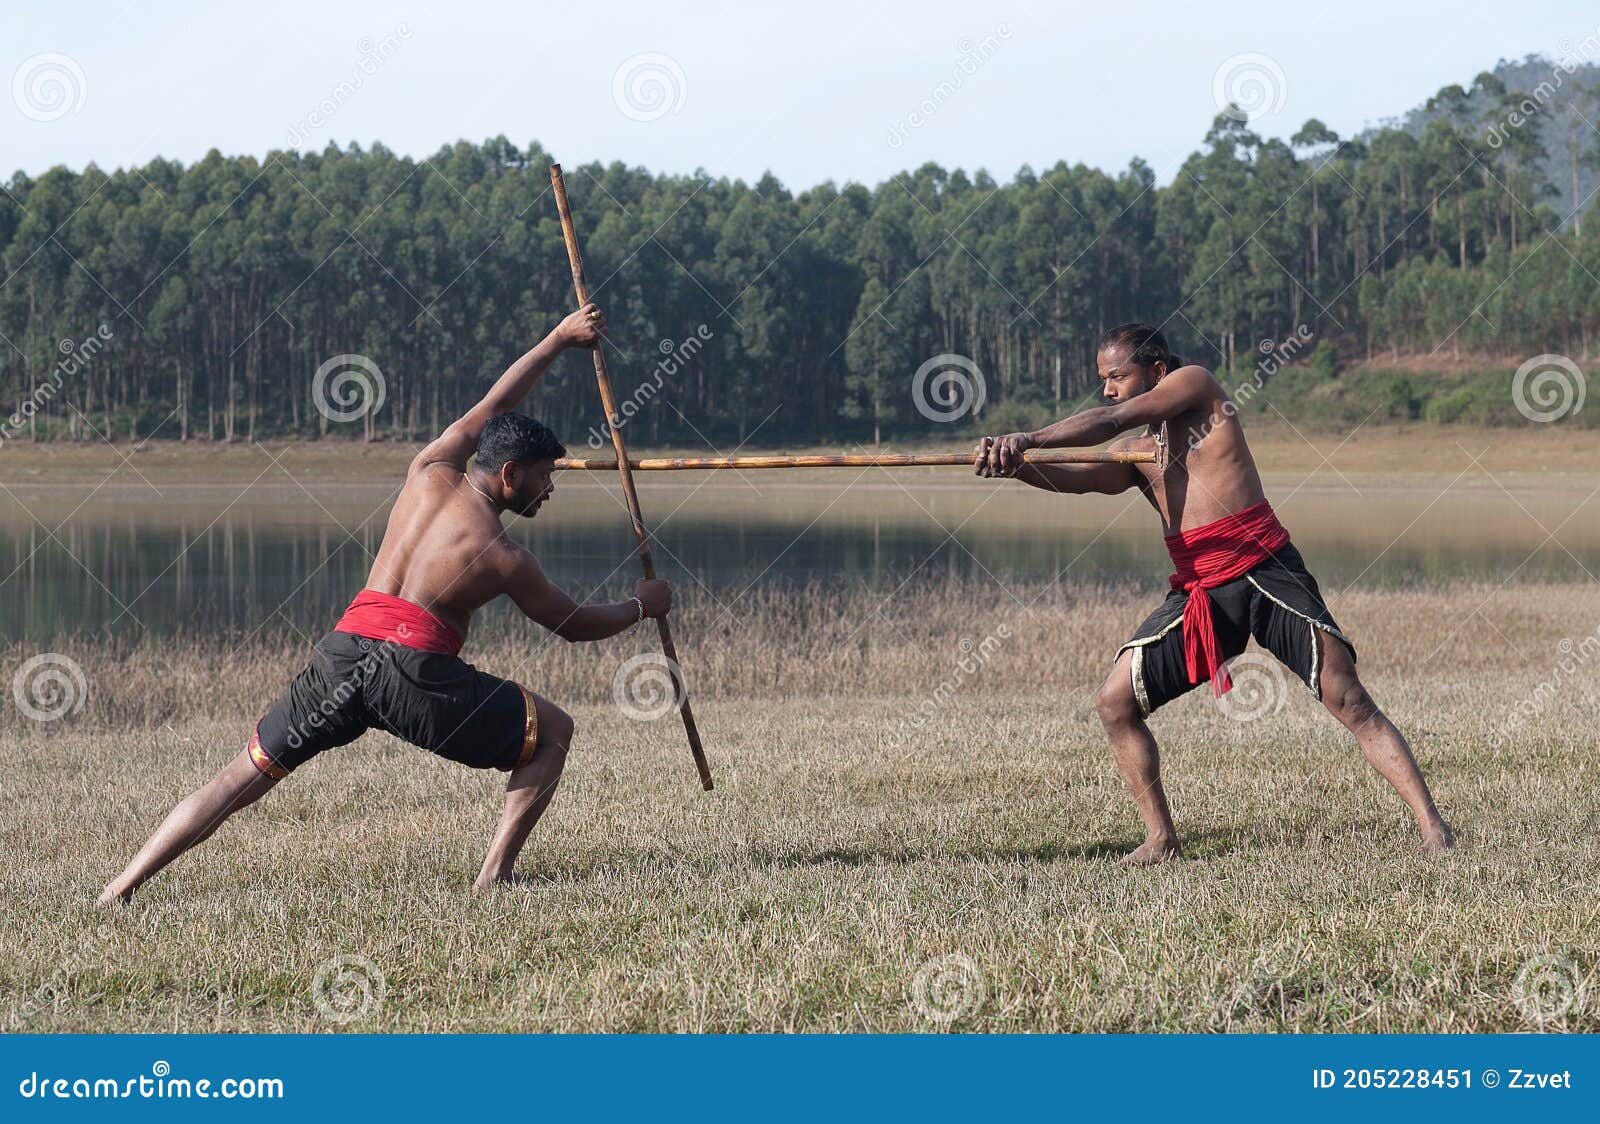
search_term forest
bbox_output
[2,56,1597,447]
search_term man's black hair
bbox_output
[476,413,567,472]
[1098,323,1183,371]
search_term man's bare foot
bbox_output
[1119,835,1182,865]
[96,885,132,908]
[1419,820,1455,853]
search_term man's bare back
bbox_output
[366,461,544,642]
[360,303,668,644]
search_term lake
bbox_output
[1,469,1595,641]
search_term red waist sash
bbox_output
[1165,501,1290,696]
[334,590,464,656]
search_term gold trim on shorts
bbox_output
[245,726,289,780]
[510,684,539,770]
[1116,615,1185,719]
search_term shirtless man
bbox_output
[101,304,669,903]
[975,323,1452,863]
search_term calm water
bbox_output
[1,472,1596,640]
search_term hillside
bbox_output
[1395,53,1600,230]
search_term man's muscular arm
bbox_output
[975,436,1140,495]
[408,304,607,476]
[977,366,1216,477]
[503,548,671,642]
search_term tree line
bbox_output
[2,62,1597,448]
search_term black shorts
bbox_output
[245,631,537,778]
[1116,543,1356,717]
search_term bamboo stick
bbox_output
[555,450,1154,471]
[550,163,714,792]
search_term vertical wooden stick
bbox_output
[549,164,714,792]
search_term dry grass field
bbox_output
[3,576,1597,1032]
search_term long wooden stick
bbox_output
[549,164,714,792]
[556,450,1154,471]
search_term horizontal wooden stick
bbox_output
[555,450,1153,471]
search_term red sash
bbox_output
[1164,501,1290,696]
[334,590,464,656]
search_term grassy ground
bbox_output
[3,578,1597,1032]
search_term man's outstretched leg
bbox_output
[99,749,279,906]
[1097,650,1182,864]
[475,694,575,889]
[1315,632,1453,852]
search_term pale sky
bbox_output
[2,0,1594,188]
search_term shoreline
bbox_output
[2,422,1599,488]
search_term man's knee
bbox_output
[541,704,575,752]
[512,691,576,773]
[1095,677,1140,729]
[1323,674,1379,728]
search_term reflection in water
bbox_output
[0,474,1594,640]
